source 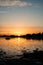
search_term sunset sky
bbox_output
[0,0,43,35]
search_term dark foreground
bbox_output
[0,48,43,65]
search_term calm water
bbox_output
[0,38,43,57]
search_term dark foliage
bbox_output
[0,48,43,65]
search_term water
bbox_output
[0,38,43,58]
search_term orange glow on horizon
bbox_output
[0,27,43,35]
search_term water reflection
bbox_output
[0,38,43,56]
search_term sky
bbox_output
[0,0,43,35]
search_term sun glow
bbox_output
[14,31,23,36]
[12,27,26,36]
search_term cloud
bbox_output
[0,0,32,7]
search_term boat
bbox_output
[5,37,10,40]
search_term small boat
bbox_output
[5,37,10,40]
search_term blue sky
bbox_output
[0,0,43,27]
